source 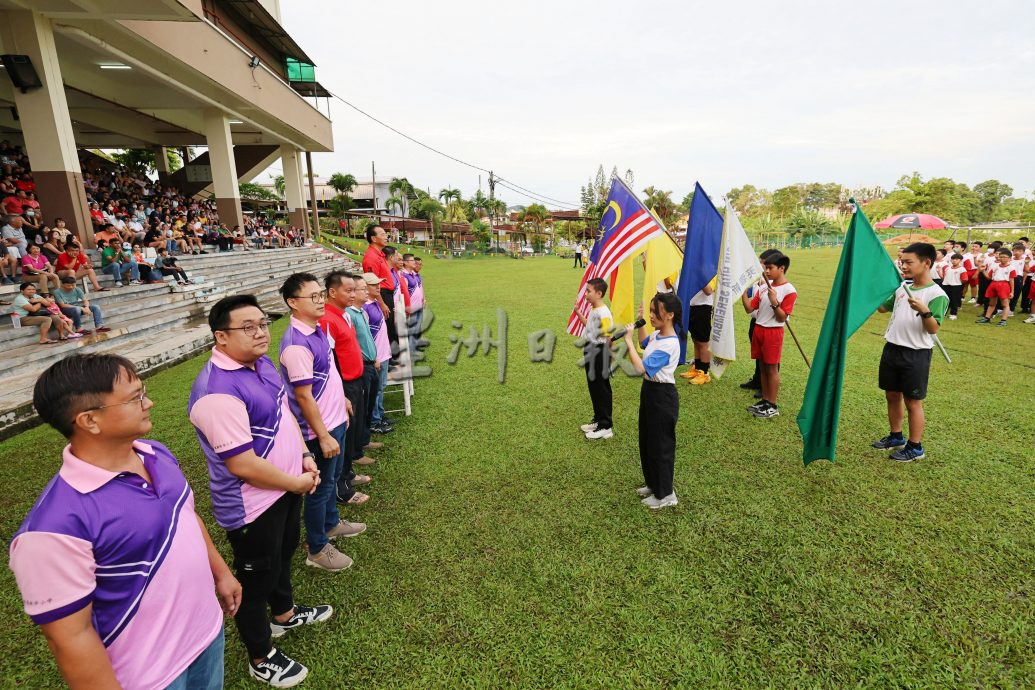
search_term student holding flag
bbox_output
[623,292,684,510]
[872,242,948,462]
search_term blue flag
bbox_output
[675,182,723,363]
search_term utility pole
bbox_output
[488,170,498,253]
[371,161,378,224]
[305,151,319,240]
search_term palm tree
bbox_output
[328,173,358,196]
[411,197,445,249]
[444,200,468,223]
[438,187,461,205]
[273,175,286,198]
[470,190,491,218]
[385,195,405,217]
[389,177,416,217]
[520,203,551,250]
[642,186,677,227]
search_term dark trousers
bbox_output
[944,284,963,315]
[1010,276,1023,312]
[361,362,377,446]
[303,422,345,554]
[339,377,365,499]
[1022,276,1033,311]
[978,273,990,306]
[573,254,583,268]
[639,380,679,499]
[584,345,612,429]
[747,319,761,386]
[380,287,399,358]
[161,266,189,282]
[226,491,300,660]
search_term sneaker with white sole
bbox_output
[1024,315,1035,324]
[585,427,613,440]
[751,402,779,418]
[327,521,367,539]
[967,297,976,304]
[249,648,308,688]
[305,544,352,572]
[948,314,957,320]
[635,486,653,497]
[580,422,598,433]
[270,604,334,638]
[642,492,678,509]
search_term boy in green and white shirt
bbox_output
[576,277,615,440]
[872,242,948,463]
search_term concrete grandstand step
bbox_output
[0,246,358,438]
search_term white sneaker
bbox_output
[585,427,613,440]
[580,422,598,433]
[635,486,653,497]
[949,314,957,320]
[967,297,976,304]
[1024,315,1035,324]
[642,492,678,509]
[114,281,123,287]
[249,648,308,688]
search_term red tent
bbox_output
[873,213,948,230]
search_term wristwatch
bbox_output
[302,452,315,460]
[919,311,933,319]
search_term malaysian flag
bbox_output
[567,178,665,336]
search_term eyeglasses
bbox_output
[89,386,148,412]
[290,290,327,304]
[221,319,271,337]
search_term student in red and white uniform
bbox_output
[940,253,969,319]
[932,249,948,287]
[977,248,1016,326]
[740,252,797,419]
[1008,243,1027,314]
[963,242,982,303]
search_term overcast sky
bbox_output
[279,0,1035,208]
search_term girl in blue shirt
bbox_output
[623,292,684,509]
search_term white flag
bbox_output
[708,203,763,378]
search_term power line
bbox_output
[326,89,579,210]
[494,179,578,210]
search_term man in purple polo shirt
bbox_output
[278,272,367,573]
[10,353,241,690]
[189,294,331,688]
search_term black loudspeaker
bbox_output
[1,55,43,93]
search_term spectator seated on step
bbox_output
[12,282,58,345]
[54,243,106,292]
[155,247,189,285]
[20,243,61,294]
[131,244,163,284]
[99,240,140,287]
[2,213,30,259]
[54,274,109,334]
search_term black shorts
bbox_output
[878,342,932,400]
[688,305,712,343]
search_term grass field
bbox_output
[1,247,1032,688]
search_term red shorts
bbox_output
[985,281,1011,300]
[968,273,980,286]
[751,325,785,365]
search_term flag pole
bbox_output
[760,271,811,369]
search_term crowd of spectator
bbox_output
[1,140,310,347]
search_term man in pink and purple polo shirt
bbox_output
[278,272,367,574]
[189,294,332,688]
[10,353,240,690]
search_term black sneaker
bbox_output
[249,648,308,688]
[890,445,925,463]
[746,400,768,413]
[739,379,761,390]
[271,604,334,638]
[871,435,906,450]
[751,402,779,418]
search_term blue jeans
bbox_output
[59,304,103,329]
[102,261,139,282]
[303,421,345,553]
[371,360,389,425]
[164,626,224,690]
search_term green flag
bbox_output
[796,202,901,465]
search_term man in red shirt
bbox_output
[55,245,106,291]
[361,225,398,358]
[318,271,370,506]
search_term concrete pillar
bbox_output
[153,145,171,185]
[203,109,244,230]
[0,10,93,247]
[280,145,307,233]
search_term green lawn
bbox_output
[1,248,1032,688]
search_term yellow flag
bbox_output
[610,256,636,327]
[641,233,683,333]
